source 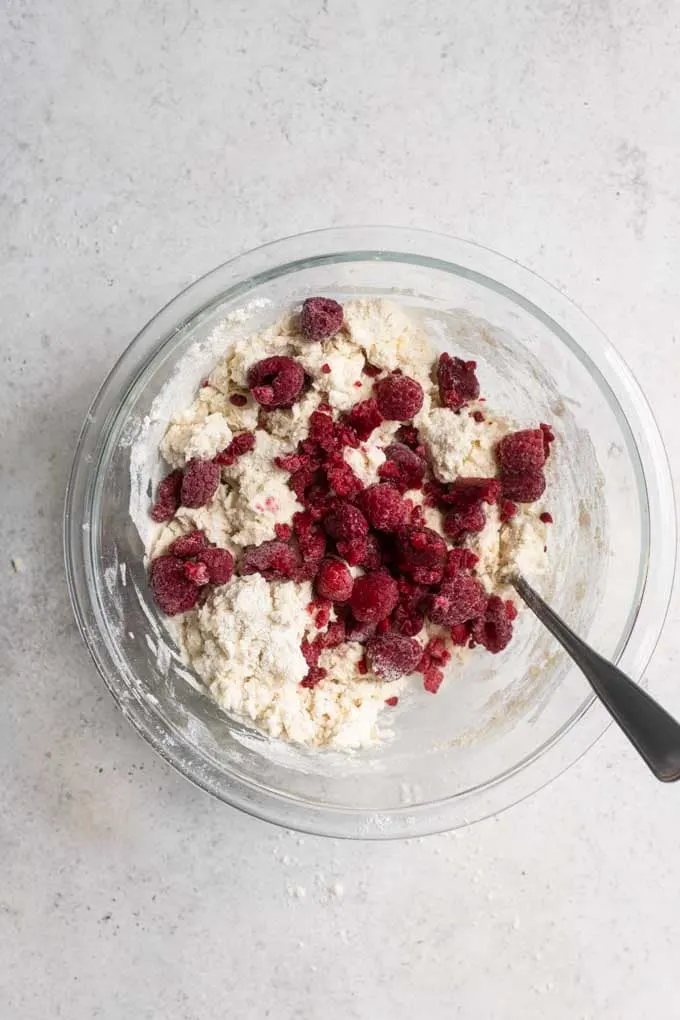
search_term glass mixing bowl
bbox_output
[64,227,676,838]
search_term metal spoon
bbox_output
[511,575,680,782]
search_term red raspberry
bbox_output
[385,696,399,706]
[326,457,363,498]
[315,559,354,602]
[183,560,210,586]
[471,410,485,423]
[301,637,322,667]
[499,499,517,522]
[391,578,426,637]
[323,502,368,541]
[497,429,546,474]
[438,477,501,508]
[505,599,518,620]
[443,503,486,540]
[275,452,306,473]
[300,297,344,340]
[379,443,425,492]
[167,529,207,558]
[344,616,377,643]
[229,393,248,407]
[337,537,367,566]
[409,503,426,527]
[418,637,452,694]
[374,373,424,420]
[239,540,298,581]
[540,422,555,457]
[540,511,553,524]
[395,425,420,449]
[423,670,444,694]
[149,555,201,616]
[426,574,487,627]
[444,548,479,577]
[301,666,327,689]
[363,363,381,378]
[293,512,327,562]
[471,594,514,653]
[450,622,472,646]
[367,633,422,682]
[199,547,234,585]
[501,470,546,503]
[395,526,447,585]
[321,363,331,373]
[359,533,383,570]
[437,353,480,410]
[247,356,305,409]
[215,430,256,465]
[150,469,183,522]
[349,572,399,623]
[275,523,292,540]
[180,458,221,508]
[344,398,383,441]
[357,483,409,532]
[319,619,346,648]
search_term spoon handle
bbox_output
[512,576,680,783]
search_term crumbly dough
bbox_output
[145,298,550,749]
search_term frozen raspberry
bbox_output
[326,457,364,498]
[367,633,421,682]
[215,430,256,465]
[320,619,346,648]
[275,452,306,474]
[239,540,298,581]
[301,666,327,689]
[409,503,426,527]
[418,637,452,694]
[359,533,383,571]
[321,363,331,373]
[291,512,326,578]
[167,529,207,558]
[471,410,485,423]
[323,502,368,541]
[450,622,472,646]
[499,499,517,522]
[391,578,426,637]
[501,470,546,503]
[344,398,383,441]
[540,511,553,524]
[183,560,210,586]
[150,469,183,522]
[180,458,220,508]
[300,297,344,340]
[149,555,201,616]
[497,429,546,475]
[395,425,420,449]
[358,658,368,674]
[363,363,381,378]
[301,637,322,668]
[357,483,409,532]
[247,356,305,409]
[315,559,354,602]
[379,443,426,492]
[385,696,399,706]
[472,594,514,653]
[374,373,424,420]
[199,547,234,585]
[443,503,486,540]
[315,602,331,628]
[426,574,487,627]
[437,353,480,409]
[349,572,399,623]
[423,670,444,694]
[274,523,292,541]
[229,393,248,407]
[344,616,377,643]
[308,409,336,452]
[505,599,518,621]
[444,548,479,577]
[395,526,447,585]
[438,477,501,508]
[337,537,367,566]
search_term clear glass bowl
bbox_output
[64,227,676,838]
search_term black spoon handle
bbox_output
[512,575,680,783]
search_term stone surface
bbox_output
[2,1,680,1017]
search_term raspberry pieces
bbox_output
[181,458,220,508]
[150,555,201,616]
[357,483,409,532]
[247,356,305,409]
[501,470,546,503]
[471,595,514,653]
[168,529,207,558]
[437,353,480,410]
[300,297,344,341]
[367,634,422,682]
[395,527,447,585]
[315,559,354,602]
[150,469,183,522]
[374,373,424,420]
[349,572,399,623]
[215,430,256,466]
[344,398,383,440]
[239,540,298,581]
[379,443,425,492]
[323,502,368,542]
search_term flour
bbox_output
[133,297,551,750]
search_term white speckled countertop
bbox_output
[3,2,680,1017]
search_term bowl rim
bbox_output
[63,226,677,839]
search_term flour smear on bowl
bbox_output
[130,298,554,749]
